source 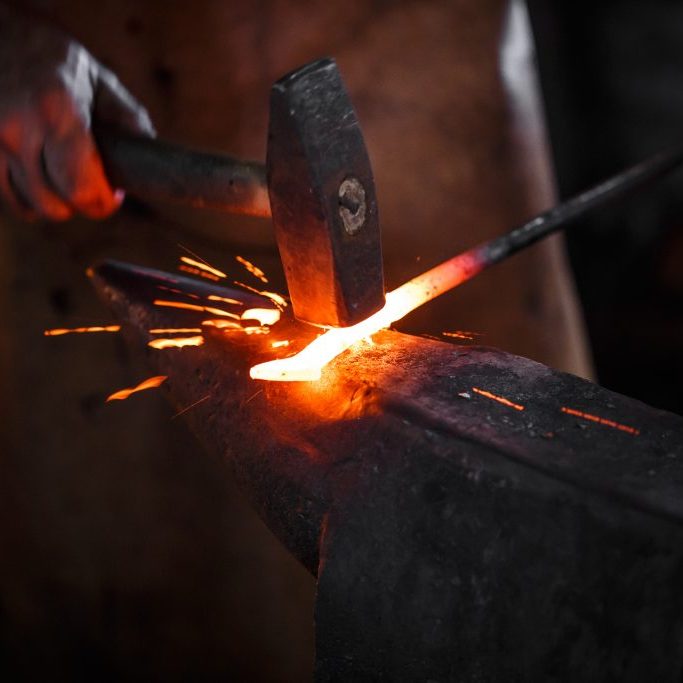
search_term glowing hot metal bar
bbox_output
[252,146,683,382]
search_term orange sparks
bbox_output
[149,328,202,334]
[234,281,288,309]
[44,325,120,337]
[561,406,640,436]
[443,330,481,341]
[250,250,484,381]
[202,319,242,329]
[472,387,525,411]
[207,294,243,305]
[236,256,268,283]
[158,286,200,300]
[241,308,281,326]
[106,375,167,402]
[179,256,226,279]
[271,340,290,348]
[153,300,240,319]
[148,336,204,349]
[179,264,220,281]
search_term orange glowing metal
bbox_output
[241,308,281,326]
[250,251,484,381]
[236,256,268,283]
[561,406,640,436]
[106,375,167,402]
[472,387,525,411]
[148,336,204,349]
[153,300,240,319]
[179,265,220,281]
[271,340,290,348]
[149,328,202,334]
[179,256,226,279]
[44,325,120,337]
[207,294,243,305]
[234,281,288,309]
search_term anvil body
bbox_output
[94,261,683,682]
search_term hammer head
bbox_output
[267,58,385,328]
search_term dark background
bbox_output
[531,0,683,414]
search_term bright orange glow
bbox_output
[207,294,243,305]
[271,340,290,348]
[241,308,281,326]
[202,319,242,329]
[179,264,220,281]
[106,375,167,402]
[561,406,640,436]
[149,328,202,334]
[234,281,288,309]
[44,325,120,336]
[250,251,483,381]
[179,256,226,279]
[472,387,525,411]
[153,300,240,319]
[148,336,204,349]
[236,256,268,283]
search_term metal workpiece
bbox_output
[267,58,385,327]
[92,260,683,682]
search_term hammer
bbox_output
[95,58,385,329]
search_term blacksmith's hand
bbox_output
[0,3,154,221]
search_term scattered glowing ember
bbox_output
[158,286,200,300]
[234,281,288,309]
[149,328,202,334]
[153,300,240,319]
[207,294,243,305]
[179,264,220,281]
[561,406,640,436]
[472,387,525,411]
[443,330,481,341]
[148,336,204,349]
[250,250,484,381]
[202,319,242,329]
[179,256,227,279]
[236,255,268,283]
[44,325,120,337]
[241,308,281,326]
[106,375,167,402]
[219,325,270,335]
[271,340,291,348]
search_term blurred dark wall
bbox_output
[529,0,683,413]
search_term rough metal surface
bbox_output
[93,261,683,681]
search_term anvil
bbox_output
[91,259,683,682]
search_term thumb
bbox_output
[94,65,156,137]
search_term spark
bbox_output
[153,300,240,319]
[202,319,242,329]
[234,281,288,309]
[207,294,243,305]
[241,308,281,326]
[158,286,200,300]
[235,255,268,283]
[271,340,290,348]
[179,256,227,279]
[472,387,525,411]
[148,336,204,349]
[561,406,640,436]
[106,375,167,402]
[44,325,120,336]
[250,249,484,381]
[149,328,202,334]
[179,264,220,281]
[443,330,481,341]
[172,394,211,419]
